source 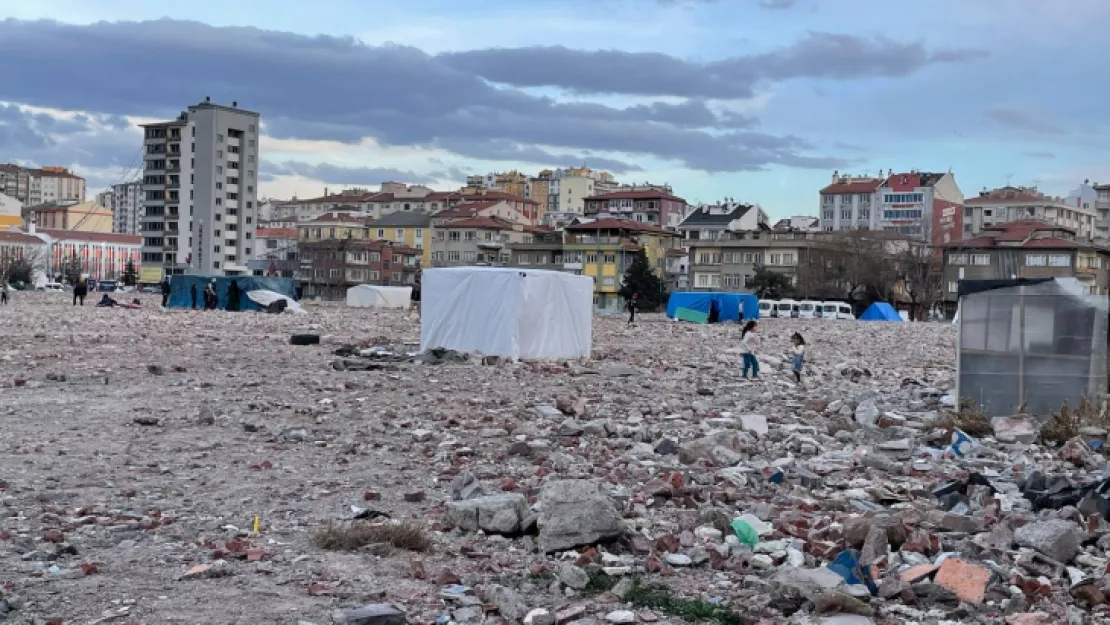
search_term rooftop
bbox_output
[255,228,298,239]
[677,204,753,228]
[965,186,1072,206]
[440,217,516,230]
[459,189,539,205]
[820,178,883,194]
[564,218,674,235]
[584,189,686,203]
[942,220,1085,249]
[369,212,434,228]
[38,229,141,245]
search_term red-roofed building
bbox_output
[963,185,1096,241]
[299,238,421,299]
[819,172,884,231]
[35,228,142,282]
[582,188,690,230]
[431,200,529,228]
[432,216,537,267]
[940,220,1110,310]
[563,218,681,309]
[277,184,465,223]
[458,188,541,222]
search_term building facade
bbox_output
[367,211,433,268]
[563,219,678,310]
[249,227,298,277]
[0,165,31,204]
[29,167,86,206]
[0,192,22,229]
[583,188,690,229]
[677,203,768,241]
[940,221,1110,308]
[1097,184,1110,241]
[105,181,145,235]
[26,201,113,233]
[819,173,884,231]
[39,229,142,282]
[141,98,260,279]
[687,231,841,294]
[963,186,1096,241]
[299,239,420,299]
[431,217,531,267]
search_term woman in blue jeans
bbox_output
[739,320,759,379]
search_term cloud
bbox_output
[261,161,461,186]
[441,33,987,99]
[758,0,799,8]
[428,138,644,174]
[1024,150,1056,159]
[986,107,1067,135]
[0,19,879,174]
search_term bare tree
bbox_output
[2,248,44,286]
[821,230,900,308]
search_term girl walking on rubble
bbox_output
[791,332,806,384]
[739,320,759,379]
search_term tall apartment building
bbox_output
[98,181,144,235]
[0,165,31,204]
[1094,184,1110,241]
[140,98,260,277]
[820,169,963,248]
[963,186,1096,241]
[28,167,86,205]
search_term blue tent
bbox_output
[859,301,902,322]
[167,275,297,311]
[666,292,759,323]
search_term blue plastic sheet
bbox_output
[666,292,759,322]
[167,275,296,311]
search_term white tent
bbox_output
[246,289,307,314]
[346,284,412,309]
[420,267,593,360]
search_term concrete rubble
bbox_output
[0,297,1108,623]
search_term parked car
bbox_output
[37,282,64,293]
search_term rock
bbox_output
[412,429,434,442]
[538,479,626,553]
[197,407,216,425]
[1060,436,1099,468]
[133,416,160,426]
[525,609,556,625]
[933,558,991,604]
[451,470,487,501]
[403,491,426,503]
[604,611,636,624]
[772,566,845,600]
[653,438,679,455]
[663,553,692,566]
[739,414,768,436]
[446,494,529,534]
[556,396,587,417]
[1015,519,1083,563]
[147,364,165,375]
[534,405,563,419]
[484,585,528,622]
[854,399,879,426]
[331,603,407,625]
[558,563,590,590]
[991,416,1037,444]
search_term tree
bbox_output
[3,248,42,286]
[63,253,84,285]
[121,259,139,287]
[619,249,666,311]
[749,265,795,299]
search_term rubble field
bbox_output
[0,294,1105,625]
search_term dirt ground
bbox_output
[0,293,958,624]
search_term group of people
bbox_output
[739,320,807,383]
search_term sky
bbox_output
[1,0,1108,218]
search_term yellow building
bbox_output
[0,192,22,228]
[495,171,529,198]
[563,219,678,310]
[26,200,112,232]
[528,175,552,224]
[367,212,433,268]
[298,212,371,243]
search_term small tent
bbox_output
[420,267,593,360]
[347,284,412,309]
[859,302,902,322]
[665,292,759,323]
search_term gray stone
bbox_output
[331,603,406,625]
[533,405,563,419]
[664,553,692,566]
[604,611,636,624]
[739,414,769,436]
[1015,519,1083,563]
[446,494,529,535]
[558,563,590,590]
[483,585,528,622]
[653,438,679,455]
[710,445,742,467]
[854,399,879,426]
[538,479,626,553]
[772,566,846,600]
[451,470,487,501]
[991,416,1037,444]
[411,429,434,442]
[612,577,635,599]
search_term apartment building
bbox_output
[97,181,145,235]
[367,211,433,268]
[280,184,464,223]
[563,219,679,310]
[940,220,1110,312]
[430,217,542,267]
[299,239,421,299]
[1092,184,1110,241]
[29,167,86,205]
[456,189,540,222]
[820,170,964,248]
[0,193,22,228]
[140,98,260,279]
[527,171,553,223]
[819,172,883,231]
[507,228,564,271]
[676,202,768,241]
[583,187,691,229]
[687,231,840,293]
[431,200,530,228]
[248,227,298,277]
[0,165,31,204]
[963,186,1096,241]
[298,212,373,243]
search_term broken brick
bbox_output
[934,558,991,604]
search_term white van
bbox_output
[37,282,64,293]
[775,299,797,319]
[820,301,854,320]
[758,300,775,318]
[797,300,821,319]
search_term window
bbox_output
[970,254,990,266]
[694,273,721,288]
[604,254,616,264]
[883,209,923,220]
[586,254,598,263]
[883,193,924,204]
[217,134,224,143]
[447,251,460,262]
[462,251,477,262]
[377,229,385,238]
[464,231,476,241]
[1049,254,1071,267]
[448,231,460,241]
[415,229,423,239]
[1025,254,1047,266]
[395,229,404,240]
[948,281,958,293]
[696,252,720,265]
[949,253,968,265]
[822,195,835,207]
[217,150,223,159]
[840,210,851,220]
[216,182,223,190]
[782,253,795,265]
[823,210,834,220]
[602,277,615,286]
[227,193,238,200]
[858,209,870,220]
[249,124,255,134]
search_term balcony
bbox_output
[563,261,584,270]
[477,240,504,250]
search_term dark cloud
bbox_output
[441,33,987,99]
[261,161,451,185]
[986,107,1067,135]
[0,19,860,173]
[0,103,140,179]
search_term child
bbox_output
[739,320,759,379]
[791,332,806,383]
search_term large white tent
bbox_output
[346,284,412,308]
[420,267,593,360]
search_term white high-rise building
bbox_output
[140,98,260,276]
[105,181,144,235]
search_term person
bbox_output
[161,278,171,308]
[97,293,118,307]
[408,279,421,318]
[739,320,759,380]
[627,293,639,325]
[1,281,8,305]
[226,279,241,312]
[190,283,199,310]
[203,280,217,310]
[73,279,88,306]
[791,332,806,384]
